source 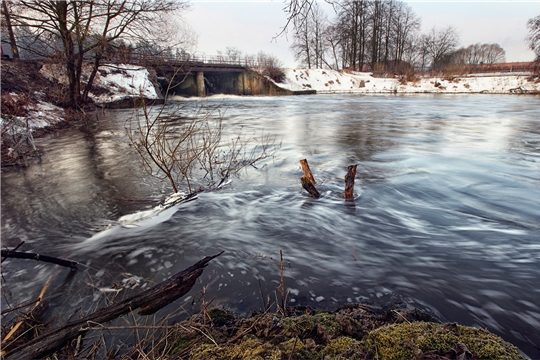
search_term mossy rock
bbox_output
[366,322,525,360]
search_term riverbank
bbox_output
[145,303,526,359]
[276,68,540,95]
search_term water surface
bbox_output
[2,94,539,356]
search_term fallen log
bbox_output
[301,175,320,198]
[344,165,357,199]
[4,252,223,360]
[1,250,78,270]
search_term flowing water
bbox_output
[2,94,540,357]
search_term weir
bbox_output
[157,69,310,97]
[151,60,314,97]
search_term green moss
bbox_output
[189,337,271,360]
[322,336,364,358]
[366,322,525,360]
[280,312,344,344]
[207,308,236,327]
[169,334,196,355]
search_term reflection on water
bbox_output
[2,94,540,356]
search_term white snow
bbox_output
[278,68,539,94]
[3,63,159,135]
[0,93,65,137]
[40,63,158,104]
[91,64,158,104]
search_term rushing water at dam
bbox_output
[2,94,540,357]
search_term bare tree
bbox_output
[447,43,505,67]
[422,25,460,69]
[11,0,189,108]
[392,2,420,65]
[526,14,540,61]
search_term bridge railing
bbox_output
[126,53,263,68]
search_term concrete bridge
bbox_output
[131,54,311,97]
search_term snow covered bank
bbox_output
[40,63,158,104]
[0,93,65,133]
[278,68,539,95]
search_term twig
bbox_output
[279,250,285,312]
[393,310,411,324]
[288,337,299,360]
[1,276,51,355]
[1,250,78,269]
[226,309,271,344]
[190,325,218,347]
[1,298,40,316]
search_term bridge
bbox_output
[126,54,295,97]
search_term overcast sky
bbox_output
[183,1,540,68]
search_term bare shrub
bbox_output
[127,97,280,194]
[399,68,420,85]
[1,92,30,117]
[249,52,286,83]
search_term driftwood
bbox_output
[344,165,357,199]
[1,250,78,270]
[4,252,223,360]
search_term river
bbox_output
[1,94,539,357]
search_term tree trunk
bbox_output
[344,165,357,199]
[1,1,19,59]
[4,252,223,360]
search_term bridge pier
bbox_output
[196,71,205,97]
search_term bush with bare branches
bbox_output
[127,95,280,194]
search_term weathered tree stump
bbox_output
[4,252,223,360]
[301,175,320,198]
[344,165,357,199]
[300,159,316,184]
[300,159,320,198]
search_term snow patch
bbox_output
[40,63,158,104]
[278,68,539,94]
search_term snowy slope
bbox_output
[40,63,158,104]
[279,68,539,94]
[91,64,158,103]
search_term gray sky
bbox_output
[183,1,540,68]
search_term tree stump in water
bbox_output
[300,159,320,198]
[301,176,320,198]
[344,165,357,199]
[300,159,316,184]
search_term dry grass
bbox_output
[1,92,30,117]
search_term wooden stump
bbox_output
[344,165,357,199]
[300,159,320,198]
[301,176,320,198]
[300,159,316,184]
